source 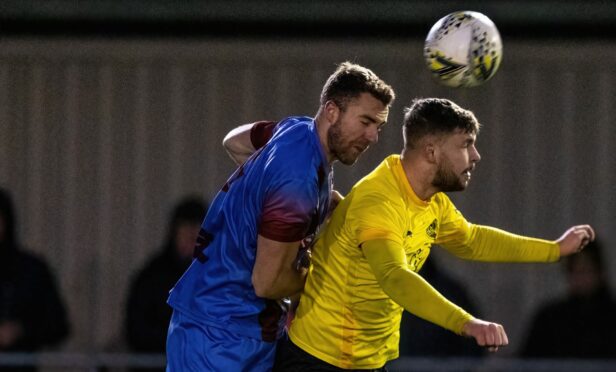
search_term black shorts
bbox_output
[273,336,388,372]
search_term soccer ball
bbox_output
[424,11,502,88]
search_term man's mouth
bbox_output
[463,167,474,179]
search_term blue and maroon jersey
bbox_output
[168,116,332,342]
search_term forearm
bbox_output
[253,235,308,299]
[223,123,255,165]
[363,239,473,334]
[444,225,560,262]
[384,265,473,334]
[254,267,307,300]
[223,121,278,165]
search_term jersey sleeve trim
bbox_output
[250,121,277,149]
[357,229,403,246]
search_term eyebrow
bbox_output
[360,114,386,125]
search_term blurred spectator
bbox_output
[0,188,70,371]
[521,239,616,358]
[125,196,207,371]
[398,257,485,358]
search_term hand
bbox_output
[326,190,344,221]
[556,225,595,257]
[295,247,312,271]
[295,232,318,271]
[330,190,344,208]
[461,318,508,352]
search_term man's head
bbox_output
[403,98,481,192]
[167,197,207,260]
[319,62,395,165]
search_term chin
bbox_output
[337,151,362,165]
[339,157,359,166]
[441,182,467,193]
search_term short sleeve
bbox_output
[250,121,278,150]
[347,191,405,246]
[259,176,318,243]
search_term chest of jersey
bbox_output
[402,208,439,272]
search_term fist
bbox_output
[461,318,508,352]
[556,225,595,257]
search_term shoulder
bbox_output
[431,192,459,213]
[432,192,453,205]
[7,249,56,282]
[347,181,405,221]
[14,248,50,271]
[261,117,322,178]
[351,158,403,206]
[270,116,314,143]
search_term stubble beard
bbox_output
[328,119,361,166]
[432,159,467,192]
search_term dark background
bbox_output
[1,0,614,359]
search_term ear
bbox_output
[324,100,340,124]
[424,140,439,164]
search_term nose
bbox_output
[471,145,481,163]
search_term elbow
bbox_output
[222,141,243,166]
[222,136,251,166]
[222,135,234,155]
[222,133,232,151]
[254,285,279,299]
[375,267,409,299]
[252,274,276,299]
[253,283,270,298]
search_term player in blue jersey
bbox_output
[166,62,395,371]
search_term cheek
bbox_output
[349,124,369,143]
[449,152,468,172]
[462,149,472,163]
[334,123,353,145]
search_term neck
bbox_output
[314,109,335,165]
[400,148,438,201]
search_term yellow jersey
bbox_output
[289,155,559,369]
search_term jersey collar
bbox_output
[390,155,430,208]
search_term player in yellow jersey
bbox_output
[273,97,595,371]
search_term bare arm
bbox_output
[222,123,255,165]
[252,235,307,299]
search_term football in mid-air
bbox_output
[424,11,502,88]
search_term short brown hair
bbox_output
[320,62,395,111]
[403,98,480,149]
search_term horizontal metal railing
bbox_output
[388,356,616,372]
[0,353,614,371]
[0,352,165,371]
